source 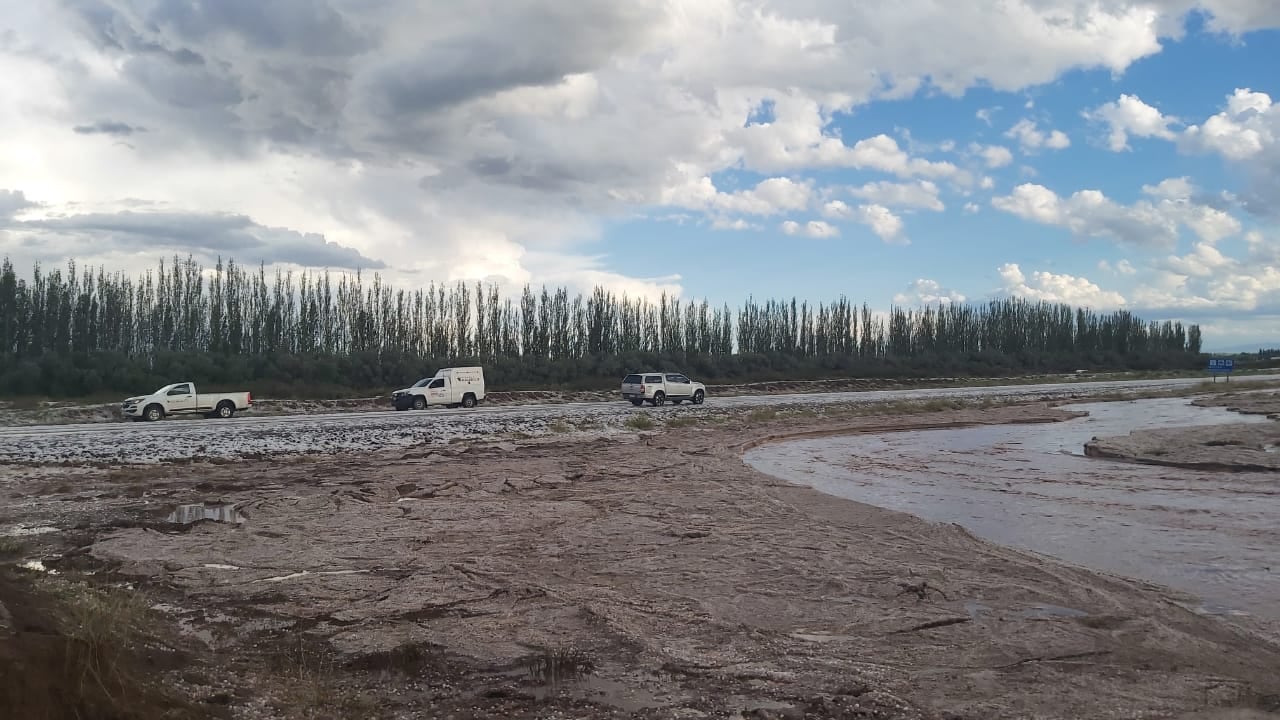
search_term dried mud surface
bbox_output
[3,404,1280,719]
[1086,391,1280,472]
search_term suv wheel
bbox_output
[693,390,705,405]
[650,392,665,407]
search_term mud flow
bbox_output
[746,396,1280,623]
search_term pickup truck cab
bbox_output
[620,372,706,407]
[392,366,486,410]
[122,383,253,421]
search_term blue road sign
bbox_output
[1207,358,1234,373]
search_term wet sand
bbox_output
[3,401,1280,719]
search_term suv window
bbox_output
[623,375,642,384]
[644,375,662,383]
[673,375,690,383]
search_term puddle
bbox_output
[1020,604,1089,619]
[1,524,58,537]
[745,396,1280,623]
[167,503,244,525]
[253,569,367,583]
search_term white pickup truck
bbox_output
[620,372,706,407]
[121,382,253,421]
[391,366,486,410]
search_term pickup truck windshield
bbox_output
[623,375,642,384]
[412,378,430,388]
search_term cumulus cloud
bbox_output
[0,0,1277,298]
[998,263,1126,308]
[991,180,1240,248]
[1083,94,1178,151]
[1005,119,1070,152]
[821,200,906,243]
[780,219,839,238]
[0,189,38,220]
[1090,88,1280,219]
[894,278,966,305]
[847,180,944,211]
[1098,258,1137,275]
[970,143,1014,168]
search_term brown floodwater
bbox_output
[744,397,1279,623]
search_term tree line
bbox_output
[0,256,1203,398]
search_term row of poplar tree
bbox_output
[0,256,1203,397]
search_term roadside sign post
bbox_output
[1207,358,1234,383]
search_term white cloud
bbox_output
[998,263,1126,308]
[0,0,1277,299]
[780,219,839,238]
[991,180,1240,248]
[963,202,980,214]
[894,278,966,305]
[1005,119,1071,152]
[971,143,1015,168]
[1098,258,1137,275]
[848,180,944,211]
[976,107,1000,126]
[853,204,907,244]
[980,176,996,190]
[1181,88,1276,160]
[663,173,811,217]
[1084,94,1178,151]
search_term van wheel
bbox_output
[412,396,427,410]
[650,392,665,407]
[462,394,477,409]
[216,401,235,419]
[144,404,165,422]
[693,390,705,405]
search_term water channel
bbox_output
[743,397,1278,621]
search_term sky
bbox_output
[0,1,1278,351]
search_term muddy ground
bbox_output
[3,402,1280,719]
[1087,391,1280,471]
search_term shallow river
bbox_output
[744,397,1279,622]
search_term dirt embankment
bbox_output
[0,371,1149,426]
[1193,390,1280,419]
[3,403,1279,719]
[1085,391,1280,472]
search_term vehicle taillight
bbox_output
[248,392,253,405]
[639,385,645,393]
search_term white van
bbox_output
[392,367,486,410]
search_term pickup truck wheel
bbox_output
[650,392,665,407]
[144,404,165,422]
[412,396,427,411]
[693,390,705,405]
[216,401,235,419]
[461,394,477,409]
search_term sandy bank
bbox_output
[1193,390,1280,419]
[1085,391,1280,472]
[3,403,1279,719]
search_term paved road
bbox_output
[0,374,1273,463]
